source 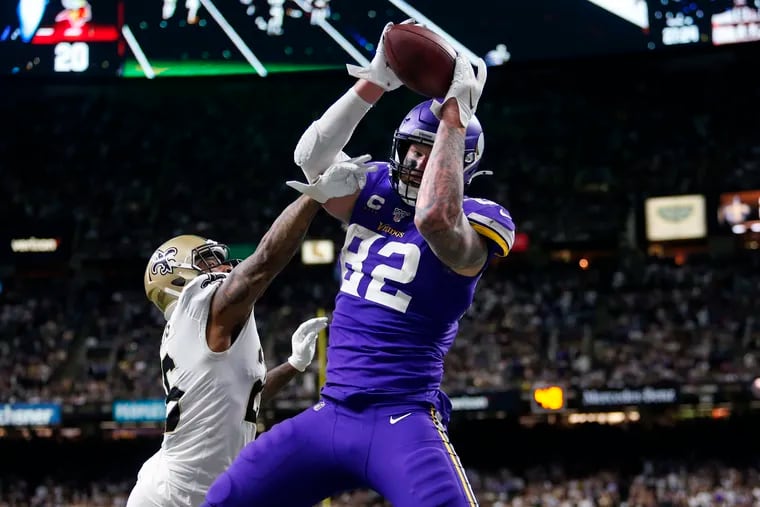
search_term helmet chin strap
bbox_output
[466,169,493,186]
[161,286,183,320]
[164,301,177,321]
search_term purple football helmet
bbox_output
[389,99,486,204]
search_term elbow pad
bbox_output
[294,88,372,182]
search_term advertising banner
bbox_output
[113,399,165,423]
[0,403,62,426]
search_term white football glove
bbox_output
[430,54,487,128]
[286,154,376,203]
[346,21,403,91]
[288,316,328,372]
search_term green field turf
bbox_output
[123,59,342,78]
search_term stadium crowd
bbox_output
[3,461,760,506]
[2,253,760,405]
[2,41,760,506]
[4,52,760,254]
[2,64,760,404]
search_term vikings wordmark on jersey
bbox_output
[203,167,514,507]
[203,97,513,507]
[325,166,515,413]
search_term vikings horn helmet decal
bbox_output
[389,99,486,205]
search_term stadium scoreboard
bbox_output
[2,0,122,75]
[2,0,759,79]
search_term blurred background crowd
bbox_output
[3,460,760,506]
[2,57,760,406]
[3,253,760,405]
[2,14,760,505]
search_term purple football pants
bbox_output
[202,399,478,507]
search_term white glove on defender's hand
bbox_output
[346,22,403,91]
[430,54,487,128]
[286,154,376,203]
[288,316,328,372]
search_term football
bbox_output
[383,23,456,98]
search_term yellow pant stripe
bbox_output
[429,408,478,506]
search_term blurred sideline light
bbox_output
[531,384,566,413]
[645,194,707,242]
[10,237,59,253]
[568,411,640,425]
[302,239,335,265]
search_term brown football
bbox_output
[383,23,456,98]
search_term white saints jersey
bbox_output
[128,272,267,507]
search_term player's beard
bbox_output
[397,179,419,206]
[397,158,421,206]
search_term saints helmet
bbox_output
[143,234,240,319]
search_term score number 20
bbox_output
[54,42,89,73]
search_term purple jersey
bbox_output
[323,164,515,405]
[202,166,516,507]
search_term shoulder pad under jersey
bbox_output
[463,197,516,257]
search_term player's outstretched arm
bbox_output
[260,317,326,404]
[206,195,321,352]
[293,23,398,223]
[416,56,489,277]
[260,362,299,405]
[292,81,382,224]
[415,99,488,277]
